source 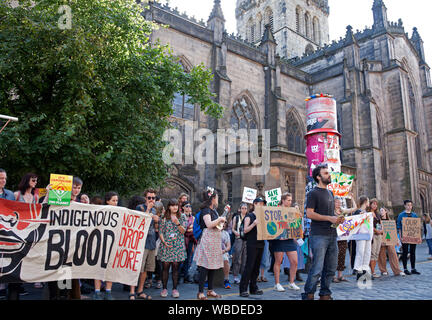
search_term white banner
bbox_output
[0,199,152,286]
[336,212,373,241]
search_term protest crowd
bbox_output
[0,165,431,300]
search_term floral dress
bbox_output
[159,216,187,263]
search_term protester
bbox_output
[159,199,187,298]
[194,188,225,300]
[90,195,103,205]
[0,169,15,200]
[8,172,40,299]
[0,169,15,299]
[302,164,344,300]
[231,203,248,284]
[369,199,383,279]
[152,201,165,289]
[129,190,159,300]
[377,208,405,276]
[178,193,189,214]
[221,221,232,289]
[271,193,300,292]
[397,200,421,275]
[180,201,196,283]
[258,241,269,283]
[239,197,266,298]
[352,196,372,280]
[93,191,119,300]
[424,213,432,260]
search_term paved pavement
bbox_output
[6,241,432,300]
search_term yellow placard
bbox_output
[50,174,73,191]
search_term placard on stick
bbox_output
[265,188,281,207]
[255,206,303,241]
[401,217,422,244]
[48,174,73,206]
[381,220,398,246]
[242,187,257,204]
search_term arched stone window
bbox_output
[305,12,311,39]
[264,7,274,32]
[305,44,314,55]
[246,17,254,42]
[256,13,263,40]
[286,109,306,154]
[295,6,301,33]
[313,17,320,44]
[230,96,258,132]
[172,61,195,120]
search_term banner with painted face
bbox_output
[336,212,373,241]
[255,206,303,241]
[0,199,151,285]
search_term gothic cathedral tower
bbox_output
[236,0,330,59]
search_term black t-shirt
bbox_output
[200,207,219,229]
[245,212,265,248]
[306,187,336,236]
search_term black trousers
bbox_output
[401,243,416,270]
[348,240,357,270]
[239,243,264,294]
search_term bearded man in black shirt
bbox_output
[301,164,345,300]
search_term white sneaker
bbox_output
[381,272,388,276]
[233,277,240,284]
[287,282,300,291]
[399,272,406,276]
[274,283,285,292]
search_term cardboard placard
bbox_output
[381,220,398,246]
[401,217,422,244]
[328,172,355,197]
[265,188,281,207]
[255,206,303,241]
[242,187,257,204]
[48,174,73,206]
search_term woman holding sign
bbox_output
[271,193,300,292]
[239,197,266,298]
[377,208,405,276]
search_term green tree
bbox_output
[0,0,223,195]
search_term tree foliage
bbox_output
[0,0,223,196]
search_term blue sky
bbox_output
[163,0,432,65]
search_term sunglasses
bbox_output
[184,205,191,208]
[31,178,38,182]
[147,196,156,200]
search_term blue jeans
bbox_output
[426,239,432,256]
[180,241,195,278]
[303,234,338,297]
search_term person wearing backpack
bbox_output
[239,197,266,298]
[231,203,248,284]
[193,187,226,300]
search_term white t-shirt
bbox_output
[426,223,432,240]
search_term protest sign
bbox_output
[255,206,303,241]
[401,218,422,244]
[328,172,355,197]
[336,212,373,241]
[0,199,151,285]
[381,220,398,246]
[36,188,47,198]
[242,187,257,204]
[265,188,281,207]
[48,174,73,206]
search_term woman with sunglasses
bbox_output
[8,173,39,298]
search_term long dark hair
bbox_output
[200,188,218,210]
[17,173,38,195]
[164,198,180,220]
[128,195,146,210]
[104,191,119,205]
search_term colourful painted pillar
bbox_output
[303,93,341,236]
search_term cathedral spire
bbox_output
[411,27,425,63]
[372,0,388,30]
[208,0,225,23]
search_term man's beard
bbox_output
[322,177,332,186]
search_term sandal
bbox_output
[137,291,152,300]
[155,281,162,289]
[197,293,207,300]
[207,290,221,298]
[257,277,262,282]
[332,277,340,283]
[144,281,152,289]
[128,293,136,300]
[261,277,268,282]
[339,277,349,282]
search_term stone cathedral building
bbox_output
[144,0,432,215]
